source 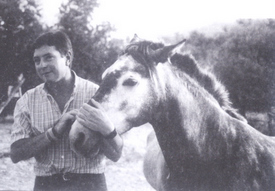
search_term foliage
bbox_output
[181,19,275,113]
[55,0,123,83]
[0,0,43,101]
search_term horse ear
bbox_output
[170,39,186,55]
[130,34,142,43]
[150,39,186,63]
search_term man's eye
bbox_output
[122,79,137,86]
[33,59,40,65]
[45,55,53,61]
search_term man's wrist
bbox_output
[45,128,61,142]
[52,127,62,139]
[103,128,117,139]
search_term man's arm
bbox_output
[77,100,123,162]
[10,132,51,163]
[10,110,77,163]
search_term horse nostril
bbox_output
[74,132,85,150]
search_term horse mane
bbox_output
[124,40,247,122]
[170,53,247,122]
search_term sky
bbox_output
[39,0,275,40]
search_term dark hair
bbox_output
[33,30,74,67]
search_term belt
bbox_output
[62,173,74,181]
[37,173,101,182]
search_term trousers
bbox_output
[33,173,108,191]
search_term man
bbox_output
[10,30,123,191]
[268,106,275,136]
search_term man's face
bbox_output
[33,45,69,83]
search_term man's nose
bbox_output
[39,59,48,67]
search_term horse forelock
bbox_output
[124,40,165,67]
[122,41,167,94]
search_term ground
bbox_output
[0,119,155,191]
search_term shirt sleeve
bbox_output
[11,93,33,142]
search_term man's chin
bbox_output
[44,79,55,83]
[42,75,57,83]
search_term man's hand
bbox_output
[54,109,78,135]
[76,99,114,137]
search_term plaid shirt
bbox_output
[11,72,105,176]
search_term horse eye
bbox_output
[122,79,137,86]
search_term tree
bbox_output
[54,0,123,83]
[213,20,275,113]
[174,19,275,113]
[0,0,43,103]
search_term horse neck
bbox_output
[149,64,238,174]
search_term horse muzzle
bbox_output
[69,120,101,158]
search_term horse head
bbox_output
[92,35,186,134]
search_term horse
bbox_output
[70,36,275,191]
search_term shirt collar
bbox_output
[41,70,80,96]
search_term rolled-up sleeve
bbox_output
[11,93,32,142]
